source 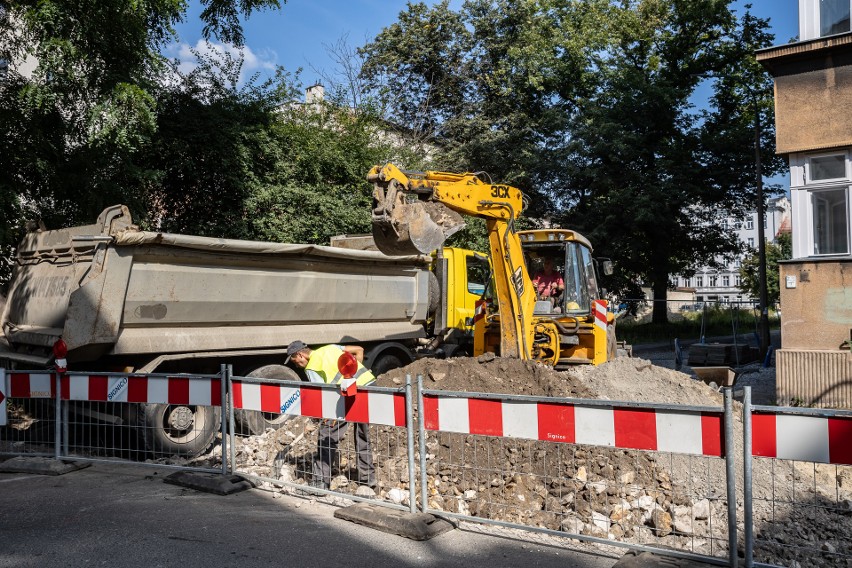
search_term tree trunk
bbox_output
[651,274,670,324]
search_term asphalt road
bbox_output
[0,462,620,568]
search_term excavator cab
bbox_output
[522,231,601,317]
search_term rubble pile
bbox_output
[230,355,850,567]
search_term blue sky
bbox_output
[170,0,800,89]
[169,0,798,188]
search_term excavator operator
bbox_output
[532,256,564,300]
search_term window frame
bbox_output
[809,186,851,256]
[801,0,852,40]
[806,152,849,184]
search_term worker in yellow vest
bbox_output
[285,340,376,490]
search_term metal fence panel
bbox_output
[1,369,226,472]
[8,364,852,568]
[0,370,58,457]
[418,377,736,565]
[745,398,852,567]
[229,373,415,509]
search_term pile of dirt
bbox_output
[374,354,594,399]
[377,353,723,408]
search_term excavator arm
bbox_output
[369,163,559,363]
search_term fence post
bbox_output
[724,388,738,567]
[405,374,416,514]
[227,364,236,475]
[54,371,61,459]
[743,386,754,568]
[417,374,428,514]
[220,364,228,476]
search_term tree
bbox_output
[559,3,785,323]
[362,0,787,324]
[0,0,282,285]
[138,43,422,245]
[360,0,615,216]
[740,232,791,306]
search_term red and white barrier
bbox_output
[231,381,406,427]
[422,393,724,457]
[8,372,55,398]
[594,299,608,332]
[752,412,852,465]
[60,374,222,406]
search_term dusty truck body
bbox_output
[0,205,484,454]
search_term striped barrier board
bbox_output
[752,412,852,465]
[593,299,608,332]
[60,374,222,406]
[422,393,725,457]
[231,380,406,427]
[7,372,55,399]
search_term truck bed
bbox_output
[1,206,433,367]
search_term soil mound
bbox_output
[377,353,723,407]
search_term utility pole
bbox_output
[754,103,770,360]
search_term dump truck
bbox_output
[0,205,488,455]
[370,163,619,367]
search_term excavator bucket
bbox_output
[371,177,465,256]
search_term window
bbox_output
[722,275,730,287]
[748,238,755,247]
[696,276,704,287]
[821,0,851,36]
[466,255,488,296]
[721,219,728,230]
[735,275,741,286]
[745,218,754,230]
[709,275,718,287]
[683,278,690,288]
[812,188,849,255]
[809,154,846,181]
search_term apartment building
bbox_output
[757,0,852,407]
[673,197,791,305]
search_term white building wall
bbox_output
[673,196,791,305]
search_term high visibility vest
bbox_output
[305,345,375,386]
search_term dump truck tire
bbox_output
[234,364,300,436]
[139,403,221,457]
[371,353,405,376]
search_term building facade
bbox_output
[672,197,791,306]
[757,0,852,407]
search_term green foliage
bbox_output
[739,232,792,305]
[361,0,788,324]
[361,0,616,215]
[238,100,400,244]
[0,0,286,285]
[135,48,411,244]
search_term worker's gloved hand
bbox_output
[340,378,358,397]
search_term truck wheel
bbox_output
[140,403,221,457]
[371,353,405,376]
[234,364,300,436]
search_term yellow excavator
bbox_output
[369,163,618,367]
